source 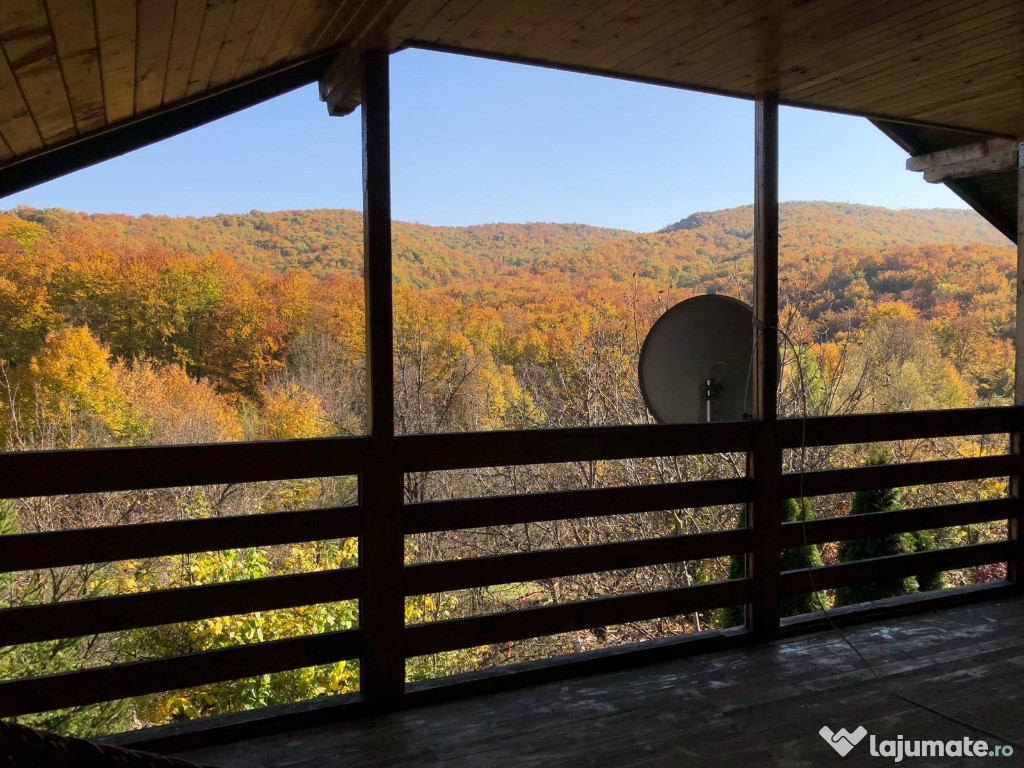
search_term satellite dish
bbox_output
[639,294,754,423]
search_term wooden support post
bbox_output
[1011,142,1024,591]
[359,49,405,706]
[749,93,783,637]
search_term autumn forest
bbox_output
[0,201,1015,736]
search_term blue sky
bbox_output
[2,49,967,233]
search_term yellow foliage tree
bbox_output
[116,360,244,445]
[258,382,332,440]
[26,326,128,443]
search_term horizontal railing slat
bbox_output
[779,541,1016,596]
[395,421,754,472]
[0,629,364,718]
[778,406,1021,448]
[0,506,361,573]
[0,568,360,645]
[404,578,752,657]
[779,499,1016,548]
[405,478,752,534]
[780,454,1015,498]
[405,529,753,595]
[0,436,369,498]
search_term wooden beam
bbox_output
[405,478,753,535]
[0,435,366,498]
[319,47,361,117]
[0,506,360,573]
[358,48,405,707]
[0,568,360,645]
[749,92,782,639]
[779,498,1017,548]
[922,150,1018,183]
[405,530,753,596]
[0,629,363,718]
[780,454,1016,498]
[316,0,415,117]
[396,420,754,472]
[906,137,1020,183]
[777,405,1020,448]
[906,137,1018,171]
[0,48,338,198]
[779,541,1015,597]
[404,579,753,658]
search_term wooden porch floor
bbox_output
[175,597,1024,767]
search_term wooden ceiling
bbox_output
[390,0,1024,138]
[0,0,406,164]
[0,1,1020,203]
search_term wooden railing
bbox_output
[0,405,1021,731]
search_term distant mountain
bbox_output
[661,202,1009,247]
[7,201,1011,291]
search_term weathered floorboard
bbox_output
[174,597,1024,767]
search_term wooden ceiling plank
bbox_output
[45,0,104,133]
[389,0,454,45]
[768,0,965,94]
[542,0,661,62]
[494,1,604,64]
[257,0,324,71]
[313,0,413,51]
[575,0,704,70]
[814,33,1022,127]
[431,0,499,47]
[309,0,369,50]
[863,65,1020,125]
[0,132,14,162]
[412,0,492,45]
[911,80,1024,127]
[162,0,207,104]
[786,0,1015,100]
[134,0,176,114]
[644,0,939,94]
[281,0,339,61]
[0,51,41,154]
[770,0,975,98]
[184,0,236,97]
[209,0,267,88]
[926,94,1024,130]
[232,0,297,80]
[606,0,773,74]
[2,0,77,143]
[829,20,1022,108]
[623,2,796,90]
[803,35,1020,118]
[685,0,901,94]
[95,0,136,124]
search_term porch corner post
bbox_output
[359,48,406,706]
[749,92,783,637]
[1011,143,1024,590]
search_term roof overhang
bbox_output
[0,1,1019,231]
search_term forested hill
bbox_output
[6,201,1009,288]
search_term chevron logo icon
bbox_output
[820,725,869,757]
